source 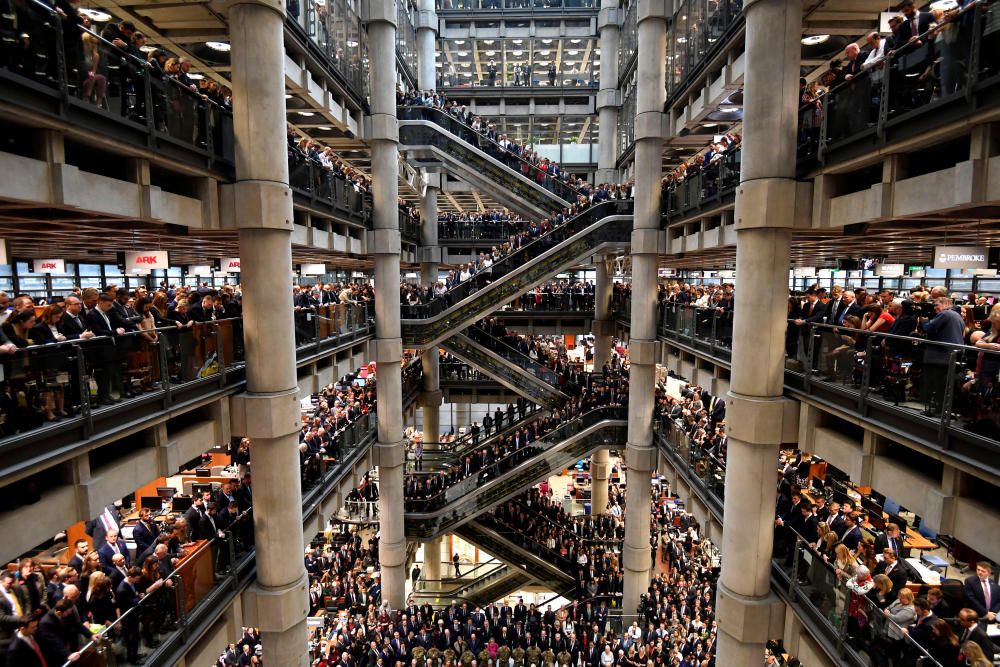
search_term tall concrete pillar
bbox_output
[716,0,801,661]
[591,255,613,515]
[596,0,621,184]
[228,0,308,664]
[416,0,438,91]
[422,536,442,591]
[366,0,407,609]
[419,180,443,445]
[621,2,666,615]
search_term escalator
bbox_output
[402,199,634,348]
[403,407,627,540]
[397,106,578,219]
[440,332,567,408]
[412,559,534,607]
[455,520,577,596]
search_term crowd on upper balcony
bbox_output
[299,373,378,487]
[660,134,742,201]
[798,0,1000,149]
[288,128,373,194]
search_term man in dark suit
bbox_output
[957,608,998,656]
[84,293,125,405]
[0,571,25,656]
[905,598,937,648]
[837,513,863,551]
[964,561,1000,622]
[37,598,87,665]
[132,509,159,558]
[183,495,206,538]
[66,539,90,574]
[892,0,933,47]
[6,613,49,667]
[115,568,146,664]
[96,529,131,571]
[793,289,827,367]
[874,549,908,599]
[874,523,907,560]
[109,289,141,398]
[57,296,96,341]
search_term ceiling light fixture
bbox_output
[298,111,315,116]
[801,34,830,45]
[78,8,112,22]
[206,41,231,52]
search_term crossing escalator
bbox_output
[402,199,634,348]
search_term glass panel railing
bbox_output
[401,200,633,345]
[661,148,741,221]
[397,105,581,205]
[437,0,597,11]
[441,333,566,407]
[287,148,373,222]
[457,519,577,594]
[816,0,993,161]
[0,308,373,457]
[286,0,369,100]
[0,0,234,164]
[464,326,563,387]
[404,407,627,538]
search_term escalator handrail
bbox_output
[404,406,627,518]
[464,326,563,387]
[401,200,634,329]
[397,105,583,203]
[443,332,568,403]
[418,403,544,459]
[460,520,577,586]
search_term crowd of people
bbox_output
[660,134,742,207]
[288,128,374,197]
[437,210,533,241]
[0,284,243,432]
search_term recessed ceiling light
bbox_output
[702,122,717,127]
[298,111,315,116]
[206,41,231,52]
[457,51,468,56]
[542,39,552,44]
[512,39,523,44]
[455,40,465,45]
[801,35,830,45]
[513,50,522,56]
[570,39,581,44]
[567,50,579,55]
[317,126,332,130]
[285,94,293,99]
[187,73,205,80]
[483,39,495,44]
[347,40,358,47]
[540,50,550,56]
[78,8,112,22]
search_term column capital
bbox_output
[630,228,665,255]
[716,582,785,643]
[624,443,657,471]
[635,111,670,142]
[627,339,659,366]
[226,0,286,19]
[243,572,310,632]
[419,390,444,407]
[231,389,301,439]
[364,114,399,143]
[596,89,620,111]
[374,440,405,467]
[375,337,403,364]
[725,393,792,446]
[734,178,798,230]
[418,246,442,264]
[592,319,615,337]
[598,7,620,30]
[416,9,438,31]
[231,180,294,230]
[368,228,402,255]
[363,0,397,26]
[637,0,669,23]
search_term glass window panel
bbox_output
[79,263,102,277]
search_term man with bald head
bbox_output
[37,595,89,664]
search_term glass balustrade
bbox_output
[463,327,564,387]
[404,407,627,538]
[287,150,373,222]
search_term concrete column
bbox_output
[590,449,610,515]
[596,0,621,184]
[422,537,442,591]
[591,256,613,515]
[228,0,308,664]
[419,181,442,446]
[416,0,438,91]
[367,0,407,610]
[622,3,666,615]
[421,351,442,444]
[716,0,801,661]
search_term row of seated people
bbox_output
[0,285,242,432]
[1,473,254,666]
[403,371,629,511]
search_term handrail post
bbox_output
[788,536,801,603]
[859,335,873,415]
[939,349,959,445]
[175,574,189,640]
[75,343,94,438]
[158,337,172,407]
[214,323,226,388]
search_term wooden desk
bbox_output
[903,528,937,551]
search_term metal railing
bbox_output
[287,149,372,222]
[0,0,234,166]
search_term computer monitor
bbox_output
[140,496,163,511]
[171,496,194,512]
[883,498,901,515]
[861,495,882,515]
[867,511,886,532]
[192,483,214,497]
[156,486,177,499]
[888,512,908,533]
[195,468,211,478]
[354,378,367,387]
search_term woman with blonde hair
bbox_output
[960,640,992,667]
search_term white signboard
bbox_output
[125,250,168,271]
[33,259,65,273]
[222,257,241,272]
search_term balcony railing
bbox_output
[612,298,1000,475]
[285,0,369,102]
[287,149,372,222]
[661,149,741,222]
[0,0,234,169]
[0,303,374,478]
[436,0,597,11]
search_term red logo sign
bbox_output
[135,255,159,264]
[228,261,240,269]
[41,262,57,269]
